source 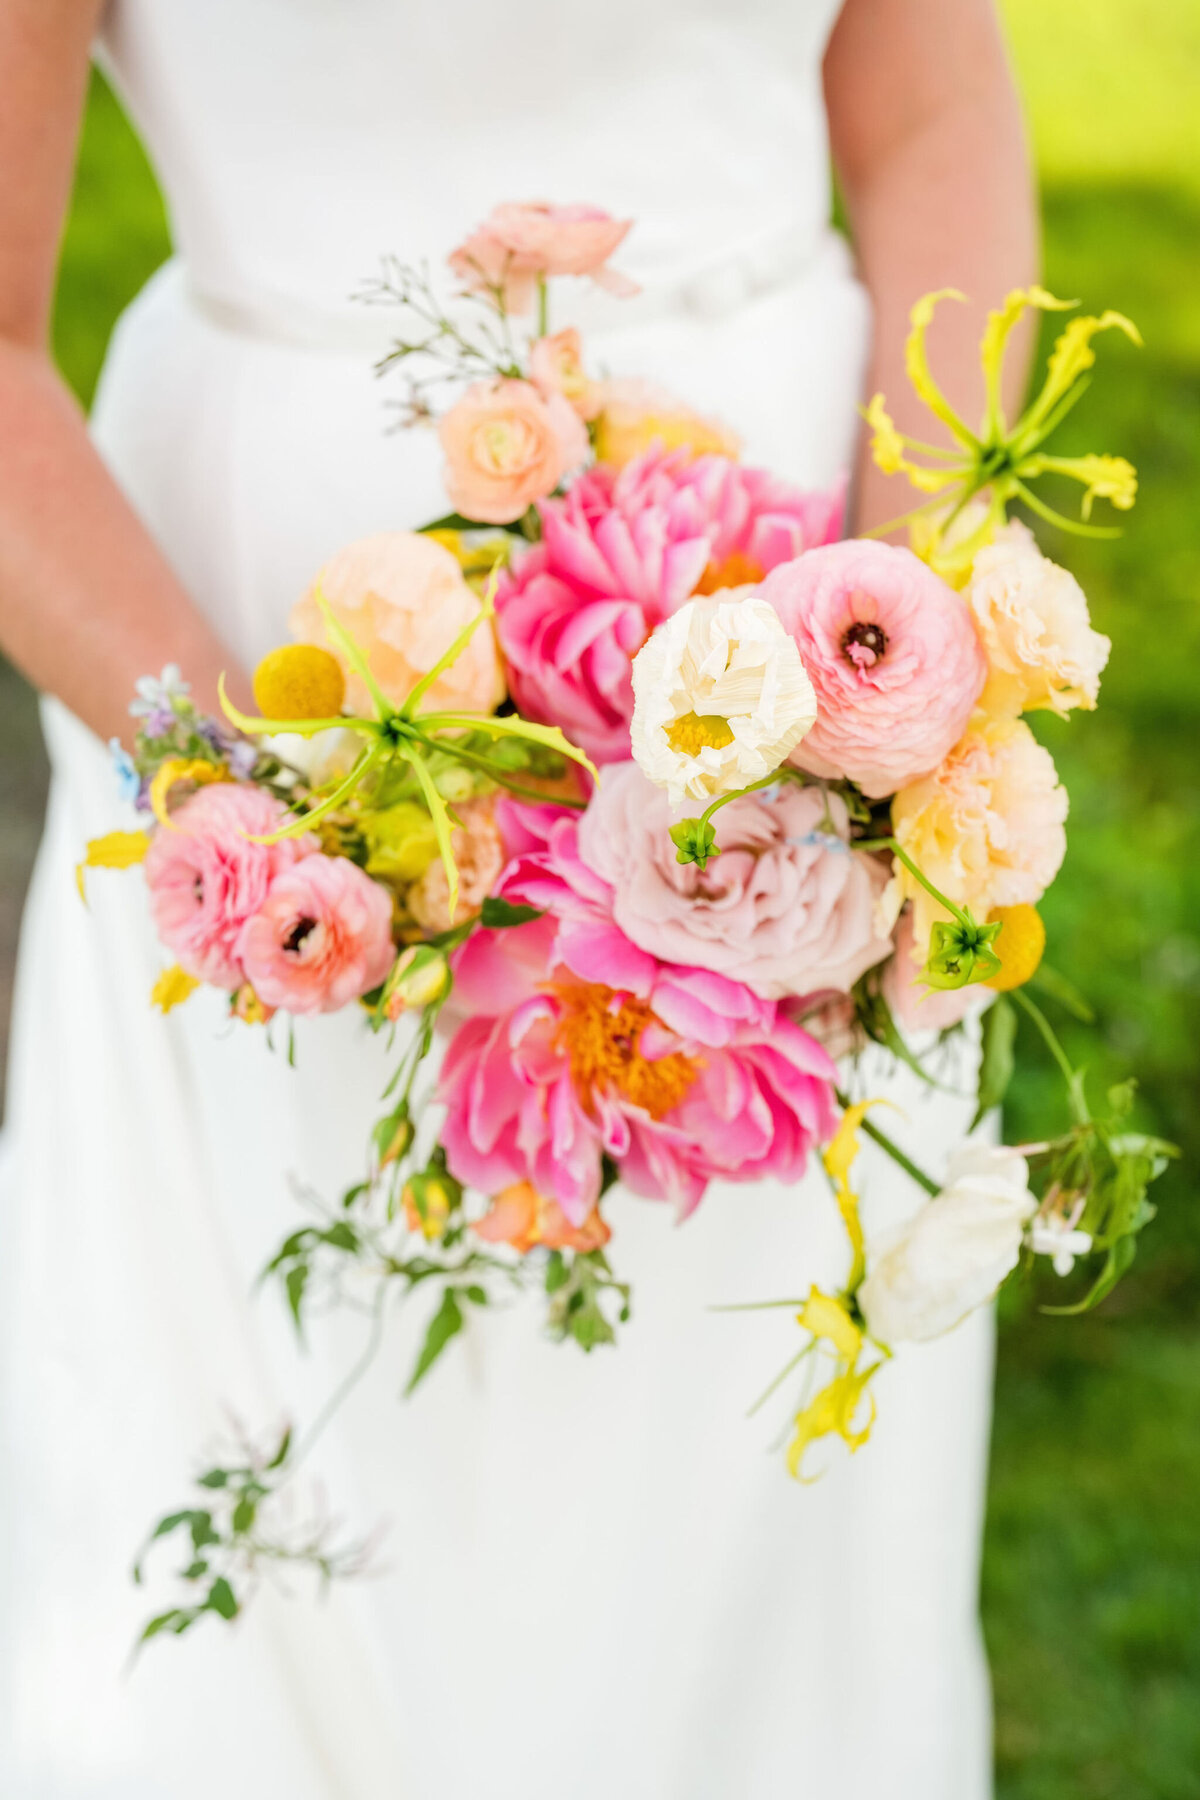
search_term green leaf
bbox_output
[140,1608,186,1643]
[182,1560,209,1582]
[480,896,545,929]
[971,996,1017,1130]
[1042,1232,1138,1317]
[463,1284,489,1306]
[265,1427,293,1471]
[285,1263,309,1335]
[544,1250,569,1294]
[206,1576,239,1622]
[189,1512,219,1554]
[1028,960,1095,1023]
[195,1469,229,1490]
[321,1221,359,1254]
[231,1495,257,1535]
[405,1288,465,1395]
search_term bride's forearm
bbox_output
[825,0,1039,537]
[0,337,247,744]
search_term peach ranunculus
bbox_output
[438,379,589,526]
[471,1180,611,1255]
[448,202,636,314]
[591,377,742,470]
[883,714,1069,952]
[291,532,505,718]
[406,797,505,933]
[529,329,602,420]
[237,853,395,1015]
[965,519,1111,717]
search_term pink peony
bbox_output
[576,762,892,1000]
[438,379,589,526]
[439,800,838,1219]
[144,784,313,990]
[762,540,987,798]
[494,447,845,764]
[448,202,635,314]
[237,854,395,1015]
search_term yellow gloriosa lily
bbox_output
[786,1363,878,1483]
[823,1098,899,1293]
[867,286,1140,561]
[149,757,228,829]
[150,965,201,1013]
[75,829,151,901]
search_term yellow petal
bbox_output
[786,1365,878,1483]
[1023,310,1142,440]
[979,287,1075,437]
[149,758,228,830]
[864,394,958,495]
[75,829,151,901]
[150,965,201,1013]
[797,1288,862,1363]
[904,289,975,445]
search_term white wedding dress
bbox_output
[0,2,995,1795]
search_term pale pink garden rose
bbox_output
[966,519,1111,717]
[438,379,589,525]
[448,202,636,314]
[291,532,505,717]
[881,908,987,1033]
[884,714,1069,950]
[528,329,602,421]
[494,447,845,763]
[144,784,313,990]
[577,762,893,1000]
[406,798,505,933]
[762,540,988,798]
[238,853,395,1015]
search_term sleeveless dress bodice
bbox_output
[0,6,996,1797]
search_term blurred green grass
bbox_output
[25,13,1200,1797]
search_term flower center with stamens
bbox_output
[841,617,889,668]
[550,982,699,1119]
[664,711,735,756]
[283,916,318,955]
[694,550,765,596]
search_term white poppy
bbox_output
[858,1144,1037,1346]
[629,593,817,804]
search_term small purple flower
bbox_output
[228,738,259,780]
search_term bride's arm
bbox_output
[0,0,247,745]
[824,0,1039,536]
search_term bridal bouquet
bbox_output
[84,203,1173,1640]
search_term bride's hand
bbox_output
[0,0,249,744]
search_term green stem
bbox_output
[1012,988,1090,1125]
[834,1086,939,1197]
[420,735,587,808]
[698,772,790,832]
[746,1340,818,1419]
[851,836,970,929]
[536,276,549,339]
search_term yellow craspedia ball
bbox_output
[986,904,1046,992]
[253,644,346,721]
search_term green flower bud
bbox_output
[669,816,720,870]
[921,912,1004,990]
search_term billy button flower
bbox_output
[866,286,1140,581]
[985,904,1046,993]
[252,644,346,721]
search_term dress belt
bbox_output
[183,225,856,356]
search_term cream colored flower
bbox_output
[859,1145,1037,1345]
[966,520,1110,717]
[629,594,817,804]
[882,713,1068,951]
[266,726,367,788]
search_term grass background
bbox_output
[0,7,1197,1793]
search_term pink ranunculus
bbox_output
[493,447,845,763]
[762,540,988,798]
[576,762,892,1000]
[439,798,838,1219]
[144,784,314,990]
[237,854,395,1015]
[438,379,589,526]
[448,202,636,314]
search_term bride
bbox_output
[0,2,1036,1795]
